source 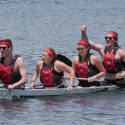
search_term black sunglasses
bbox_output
[105,36,113,40]
[0,46,7,50]
[77,48,84,51]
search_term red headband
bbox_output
[44,48,55,58]
[0,41,12,48]
[106,31,117,40]
[77,40,89,47]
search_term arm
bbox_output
[80,25,88,41]
[72,57,78,72]
[55,61,75,90]
[30,61,42,89]
[88,55,106,82]
[115,49,125,79]
[80,24,103,52]
[8,57,27,89]
[64,57,77,79]
[119,48,125,64]
[89,40,104,52]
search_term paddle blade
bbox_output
[55,54,72,67]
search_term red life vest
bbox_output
[103,53,116,72]
[40,68,55,87]
[76,61,88,78]
[0,64,12,84]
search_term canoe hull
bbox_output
[0,85,118,100]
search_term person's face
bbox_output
[105,34,115,47]
[0,45,8,57]
[42,51,53,64]
[77,45,88,56]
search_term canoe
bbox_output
[0,85,118,100]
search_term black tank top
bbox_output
[11,55,21,83]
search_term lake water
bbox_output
[0,0,125,124]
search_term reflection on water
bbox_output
[0,0,125,124]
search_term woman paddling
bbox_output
[72,40,105,87]
[81,25,125,88]
[30,48,74,90]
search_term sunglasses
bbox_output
[105,36,113,40]
[0,46,7,50]
[77,48,84,51]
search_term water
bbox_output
[0,0,125,124]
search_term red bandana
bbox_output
[77,40,89,47]
[44,48,55,58]
[106,31,117,39]
[0,41,12,48]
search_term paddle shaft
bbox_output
[106,73,125,79]
[76,77,103,82]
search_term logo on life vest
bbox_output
[76,62,88,78]
[103,54,116,72]
[40,69,55,87]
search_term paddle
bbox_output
[76,77,104,82]
[55,54,72,67]
[25,85,45,89]
[106,73,116,76]
[106,72,125,79]
[76,77,105,86]
[77,72,125,81]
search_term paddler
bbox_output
[0,39,27,89]
[81,24,125,88]
[30,48,74,90]
[72,40,105,87]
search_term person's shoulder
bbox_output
[53,60,65,70]
[13,56,25,67]
[37,60,43,66]
[90,54,100,61]
[75,55,79,59]
[117,47,125,52]
[117,48,125,56]
[71,56,78,63]
[14,55,24,62]
[72,56,79,61]
[54,60,71,68]
[54,60,64,66]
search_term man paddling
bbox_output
[0,39,27,89]
[80,25,125,88]
[30,48,74,90]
